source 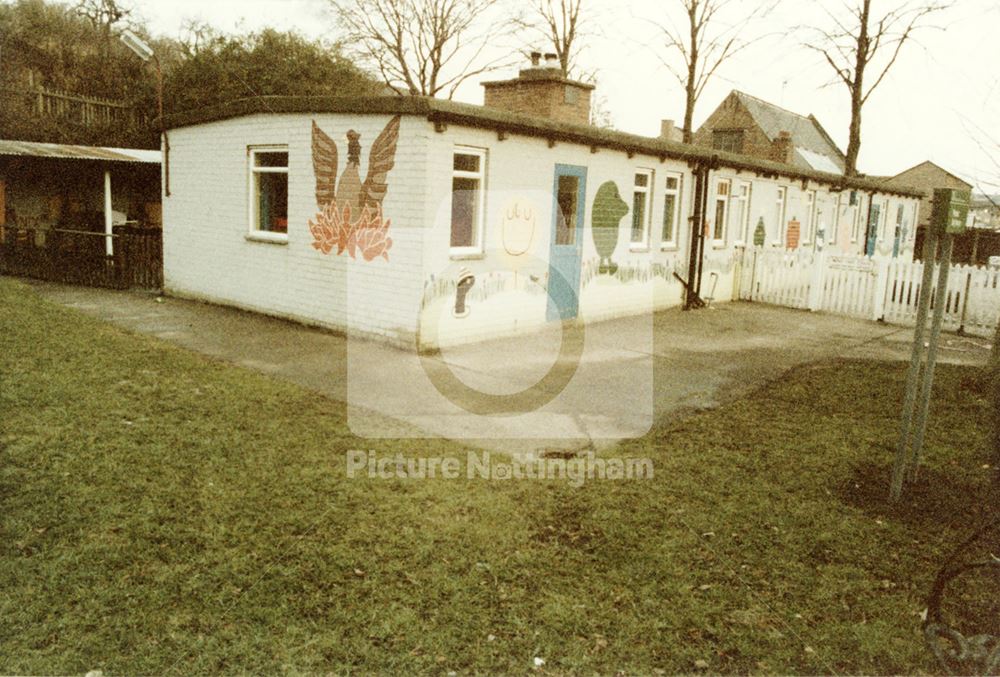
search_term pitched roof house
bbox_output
[881,161,972,230]
[693,90,846,175]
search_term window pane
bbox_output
[662,194,676,242]
[454,153,480,173]
[634,173,649,188]
[732,200,746,239]
[255,172,288,232]
[450,176,479,247]
[718,181,729,196]
[666,176,679,191]
[254,151,288,168]
[556,175,578,245]
[714,199,726,240]
[631,191,646,243]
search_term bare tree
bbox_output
[654,0,776,144]
[327,0,510,98]
[516,0,587,77]
[178,18,222,58]
[74,0,131,38]
[807,0,948,176]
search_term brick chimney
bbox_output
[482,52,595,126]
[660,119,682,142]
[771,130,794,164]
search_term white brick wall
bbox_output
[164,111,921,349]
[163,113,429,346]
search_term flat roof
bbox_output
[0,139,161,164]
[162,96,923,198]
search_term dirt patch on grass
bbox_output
[838,460,998,531]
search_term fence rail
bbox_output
[738,247,1000,338]
[0,226,162,290]
[0,86,143,129]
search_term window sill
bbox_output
[246,232,288,245]
[660,243,679,251]
[712,240,726,249]
[449,249,484,260]
[629,244,650,253]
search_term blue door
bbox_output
[865,201,881,256]
[546,164,587,321]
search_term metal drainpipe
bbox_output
[695,161,712,297]
[684,154,732,308]
[685,162,706,310]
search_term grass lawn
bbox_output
[1,277,997,675]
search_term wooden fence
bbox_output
[0,86,142,129]
[738,247,1000,338]
[0,226,162,290]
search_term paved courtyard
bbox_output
[25,279,992,454]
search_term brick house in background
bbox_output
[881,161,972,230]
[693,90,846,175]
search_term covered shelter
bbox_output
[0,139,162,288]
[0,139,161,256]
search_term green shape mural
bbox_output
[591,181,629,275]
[753,217,766,247]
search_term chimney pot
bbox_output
[530,50,541,67]
[544,52,559,69]
[660,119,675,138]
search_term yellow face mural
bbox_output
[501,197,536,257]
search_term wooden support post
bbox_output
[891,225,940,500]
[908,234,955,481]
[103,169,113,256]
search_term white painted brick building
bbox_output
[163,72,922,350]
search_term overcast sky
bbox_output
[117,0,999,191]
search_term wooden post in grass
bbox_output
[908,234,954,481]
[891,225,939,500]
[891,188,970,500]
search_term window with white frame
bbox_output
[712,179,730,244]
[802,189,817,244]
[631,170,653,247]
[775,185,787,245]
[450,147,487,253]
[732,181,752,244]
[661,173,682,247]
[249,147,289,237]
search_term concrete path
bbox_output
[24,279,992,454]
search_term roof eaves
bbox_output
[163,95,925,198]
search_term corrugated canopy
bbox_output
[0,139,161,164]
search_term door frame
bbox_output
[546,164,587,321]
[865,198,881,256]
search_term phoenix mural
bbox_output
[308,115,401,262]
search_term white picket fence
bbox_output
[737,247,1000,338]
